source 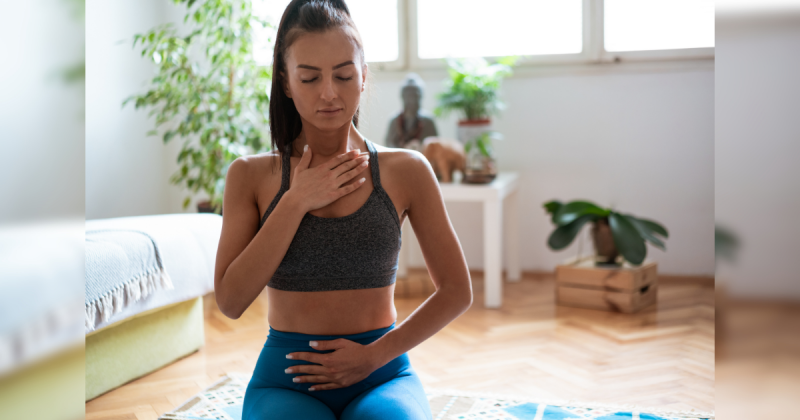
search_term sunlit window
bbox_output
[417,0,583,59]
[252,0,398,65]
[604,0,715,52]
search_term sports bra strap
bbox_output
[365,138,382,189]
[280,146,291,191]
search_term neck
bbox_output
[293,120,366,162]
[403,109,418,120]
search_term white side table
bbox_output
[397,172,521,308]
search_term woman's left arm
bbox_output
[285,151,472,391]
[366,150,473,366]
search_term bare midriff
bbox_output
[267,283,398,335]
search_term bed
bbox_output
[84,213,222,401]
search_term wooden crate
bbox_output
[555,257,658,313]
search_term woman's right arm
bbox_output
[213,154,305,319]
[213,147,369,319]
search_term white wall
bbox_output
[715,14,800,299]
[86,3,715,276]
[86,0,199,220]
[360,64,715,276]
[1,0,84,223]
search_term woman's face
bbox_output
[282,28,366,133]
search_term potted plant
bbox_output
[462,131,502,183]
[124,0,272,214]
[543,200,669,266]
[434,56,518,183]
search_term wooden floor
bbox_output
[86,270,715,419]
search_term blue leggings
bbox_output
[242,322,433,420]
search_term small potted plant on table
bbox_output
[434,56,518,184]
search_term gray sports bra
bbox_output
[258,138,402,292]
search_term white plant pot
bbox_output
[456,119,492,146]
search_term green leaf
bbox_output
[625,214,666,251]
[553,200,610,225]
[609,212,647,265]
[183,197,191,209]
[637,218,669,238]
[543,200,562,215]
[547,214,595,250]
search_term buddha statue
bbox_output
[385,73,438,150]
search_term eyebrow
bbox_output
[296,61,355,71]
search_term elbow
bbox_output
[215,290,244,320]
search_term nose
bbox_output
[320,75,337,102]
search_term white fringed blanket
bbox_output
[85,229,174,332]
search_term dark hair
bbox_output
[269,0,366,163]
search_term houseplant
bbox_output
[434,56,518,183]
[124,0,272,214]
[462,131,502,183]
[543,200,669,266]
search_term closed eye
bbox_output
[301,77,353,83]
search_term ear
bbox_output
[361,64,368,93]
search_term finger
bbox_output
[309,383,343,392]
[324,149,360,171]
[291,374,330,384]
[311,338,352,351]
[297,144,311,170]
[286,351,329,364]
[335,160,370,186]
[285,365,329,375]
[337,177,367,198]
[332,154,369,178]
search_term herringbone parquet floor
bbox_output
[85,270,715,419]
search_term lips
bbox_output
[318,108,342,116]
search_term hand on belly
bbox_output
[284,338,380,391]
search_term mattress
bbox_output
[85,213,222,332]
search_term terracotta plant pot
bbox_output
[591,218,619,265]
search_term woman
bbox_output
[213,1,472,418]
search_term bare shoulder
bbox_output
[372,143,439,215]
[372,143,433,182]
[227,151,282,186]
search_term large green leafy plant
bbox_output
[434,56,519,121]
[543,200,669,266]
[124,0,272,213]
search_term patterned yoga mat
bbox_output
[158,373,714,420]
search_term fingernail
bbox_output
[284,368,292,373]
[304,145,308,152]
[293,377,301,383]
[286,354,293,359]
[309,387,315,391]
[309,341,318,347]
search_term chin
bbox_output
[311,114,354,130]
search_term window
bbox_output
[416,0,583,59]
[604,0,715,52]
[252,0,401,67]
[253,0,714,70]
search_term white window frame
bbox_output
[594,0,715,63]
[368,0,714,71]
[363,0,408,71]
